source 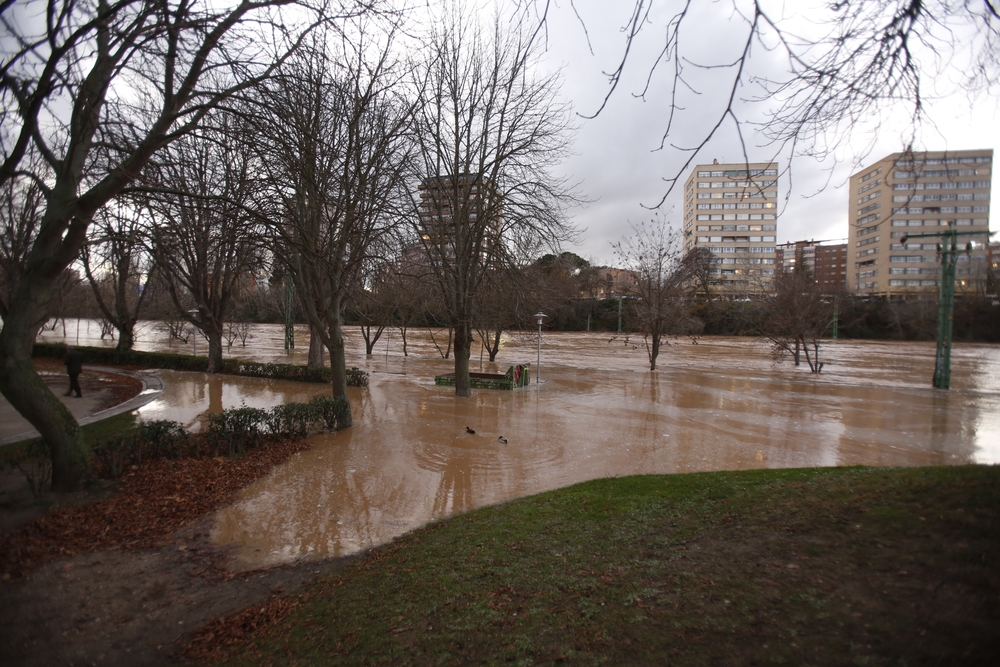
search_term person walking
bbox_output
[64,345,83,397]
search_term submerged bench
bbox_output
[435,364,531,390]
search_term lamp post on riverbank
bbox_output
[534,312,546,384]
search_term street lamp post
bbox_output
[534,312,547,384]
[188,309,199,356]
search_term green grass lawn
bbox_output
[206,465,1000,666]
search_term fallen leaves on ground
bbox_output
[0,437,311,579]
[183,594,301,662]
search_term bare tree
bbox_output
[613,218,700,370]
[145,113,263,373]
[80,200,154,351]
[0,0,355,490]
[253,24,413,418]
[380,266,429,356]
[558,1,1000,201]
[474,272,535,363]
[681,247,715,304]
[348,259,393,356]
[0,170,44,317]
[411,6,577,396]
[761,264,833,373]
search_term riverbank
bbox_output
[3,464,997,665]
[195,464,1000,666]
[0,431,326,667]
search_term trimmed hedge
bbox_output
[92,394,351,476]
[91,420,190,478]
[32,343,369,387]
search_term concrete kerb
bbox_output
[0,367,164,446]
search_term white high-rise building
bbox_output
[682,161,779,293]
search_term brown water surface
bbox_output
[39,322,1000,569]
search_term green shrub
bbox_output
[269,402,321,438]
[0,439,52,497]
[91,419,189,478]
[203,406,270,457]
[309,394,352,431]
[346,367,369,387]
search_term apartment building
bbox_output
[413,173,502,267]
[847,149,993,296]
[775,240,848,294]
[682,160,779,293]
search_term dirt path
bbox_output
[0,523,346,666]
[0,367,343,666]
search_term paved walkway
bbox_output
[0,367,163,445]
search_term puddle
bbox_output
[39,322,1000,569]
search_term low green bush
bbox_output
[201,395,351,457]
[269,402,322,439]
[309,394,351,431]
[91,419,190,478]
[203,406,270,457]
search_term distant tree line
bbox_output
[47,249,1000,346]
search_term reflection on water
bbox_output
[40,322,1000,568]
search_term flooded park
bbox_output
[29,320,1000,569]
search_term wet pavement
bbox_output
[0,363,163,445]
[34,321,1000,569]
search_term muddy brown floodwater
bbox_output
[39,322,1000,570]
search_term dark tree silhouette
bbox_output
[410,5,577,397]
[0,0,370,491]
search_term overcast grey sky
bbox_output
[525,1,1000,266]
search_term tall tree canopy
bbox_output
[0,0,372,491]
[410,3,577,397]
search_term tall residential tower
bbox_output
[682,161,779,293]
[847,150,992,296]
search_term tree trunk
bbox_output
[453,322,473,397]
[487,329,502,362]
[308,327,324,368]
[429,327,453,359]
[325,300,353,428]
[115,315,136,352]
[362,324,385,356]
[0,298,90,491]
[803,339,821,373]
[649,333,661,371]
[206,328,224,373]
[398,326,408,356]
[113,270,138,351]
[794,338,801,366]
